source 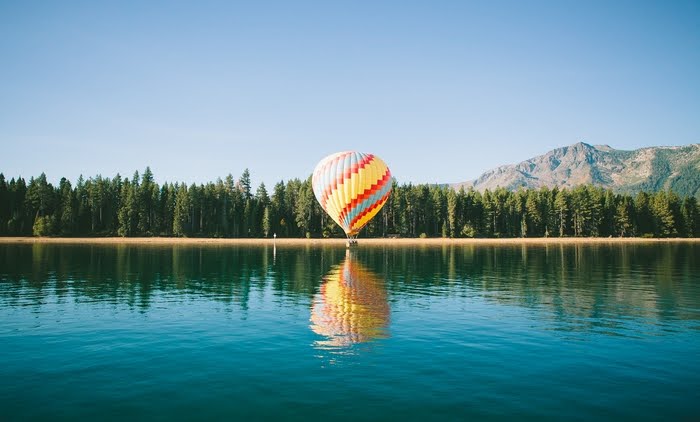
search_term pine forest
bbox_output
[1,168,698,239]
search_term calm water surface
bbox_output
[1,242,699,421]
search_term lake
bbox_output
[1,242,699,421]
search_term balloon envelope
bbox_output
[312,151,392,237]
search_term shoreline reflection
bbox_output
[0,243,697,335]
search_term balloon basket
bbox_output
[346,239,358,248]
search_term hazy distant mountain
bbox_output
[452,142,700,198]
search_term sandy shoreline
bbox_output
[0,236,698,246]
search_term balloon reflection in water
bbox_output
[310,252,390,349]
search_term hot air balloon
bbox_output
[310,251,390,349]
[312,151,392,245]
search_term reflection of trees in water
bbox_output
[0,243,698,327]
[0,244,345,311]
[310,251,389,349]
[371,243,700,326]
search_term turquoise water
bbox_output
[1,243,699,421]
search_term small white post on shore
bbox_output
[273,233,277,264]
[273,244,276,264]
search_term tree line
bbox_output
[0,168,698,238]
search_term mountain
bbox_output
[452,142,700,198]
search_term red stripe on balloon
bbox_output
[320,153,375,209]
[348,190,392,235]
[338,168,391,225]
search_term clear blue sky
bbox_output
[1,0,698,188]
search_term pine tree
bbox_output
[159,184,175,236]
[137,167,158,235]
[294,178,315,237]
[262,206,271,238]
[446,188,457,238]
[464,188,484,237]
[58,178,74,235]
[651,191,676,237]
[254,182,269,237]
[7,177,28,235]
[271,181,286,237]
[601,190,616,236]
[614,197,633,237]
[482,190,496,237]
[588,186,604,236]
[188,184,201,234]
[117,179,137,237]
[25,173,54,224]
[525,190,541,237]
[74,175,88,234]
[681,197,699,237]
[635,192,653,236]
[238,169,252,200]
[495,188,511,236]
[284,179,301,237]
[668,191,683,236]
[173,184,190,237]
[554,189,569,237]
[88,176,105,233]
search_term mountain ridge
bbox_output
[452,142,700,198]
